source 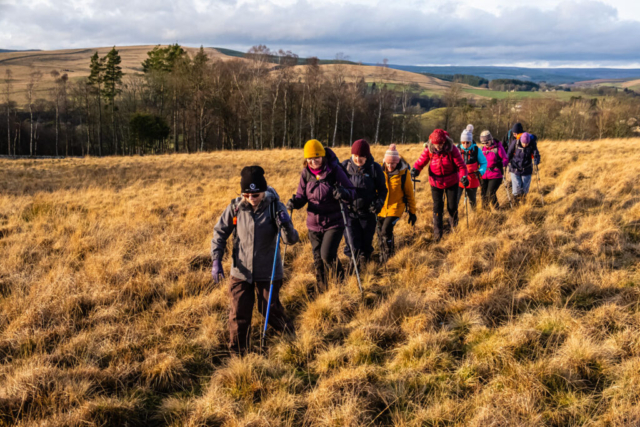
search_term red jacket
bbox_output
[413,142,468,189]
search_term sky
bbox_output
[1,0,640,67]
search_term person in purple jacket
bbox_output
[479,130,509,210]
[287,139,355,295]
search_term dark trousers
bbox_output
[481,178,502,209]
[457,187,478,209]
[431,184,459,240]
[228,276,293,354]
[344,213,377,264]
[376,216,399,262]
[308,228,345,293]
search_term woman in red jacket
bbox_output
[411,129,469,241]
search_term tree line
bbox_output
[2,45,640,157]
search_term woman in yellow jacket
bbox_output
[377,144,417,262]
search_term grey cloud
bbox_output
[1,0,639,66]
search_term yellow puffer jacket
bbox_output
[379,159,416,218]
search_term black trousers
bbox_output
[376,216,399,262]
[228,276,293,354]
[481,178,502,209]
[308,228,345,292]
[431,184,459,240]
[457,187,478,209]
[344,213,377,262]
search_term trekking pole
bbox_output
[464,187,469,227]
[534,164,544,207]
[337,194,363,296]
[261,229,282,350]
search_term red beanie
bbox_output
[351,139,371,157]
[429,129,449,145]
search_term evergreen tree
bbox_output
[88,52,105,155]
[103,47,124,154]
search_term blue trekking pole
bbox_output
[261,228,282,350]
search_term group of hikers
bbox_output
[211,122,542,354]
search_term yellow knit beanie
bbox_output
[304,139,326,159]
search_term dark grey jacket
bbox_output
[211,187,299,283]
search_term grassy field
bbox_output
[462,88,592,101]
[1,140,640,426]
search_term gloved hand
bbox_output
[275,209,291,227]
[211,259,225,284]
[460,175,470,188]
[411,167,420,179]
[333,186,349,201]
[287,196,303,211]
[370,199,384,215]
[408,213,417,226]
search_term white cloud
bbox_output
[1,0,639,66]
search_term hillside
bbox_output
[0,46,458,106]
[0,46,236,105]
[1,140,639,425]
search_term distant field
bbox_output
[463,88,592,100]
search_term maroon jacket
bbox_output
[292,148,355,232]
[413,140,468,189]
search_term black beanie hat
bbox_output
[240,166,268,193]
[511,122,524,134]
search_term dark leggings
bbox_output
[431,184,459,239]
[308,228,345,292]
[457,187,477,209]
[481,178,502,209]
[344,213,377,261]
[376,216,399,261]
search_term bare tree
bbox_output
[26,68,42,156]
[3,69,12,155]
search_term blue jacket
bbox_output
[507,135,541,176]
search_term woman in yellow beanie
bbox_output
[286,140,355,295]
[377,144,416,262]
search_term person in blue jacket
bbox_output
[507,132,541,205]
[456,125,487,210]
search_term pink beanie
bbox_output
[384,144,400,163]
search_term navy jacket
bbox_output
[342,155,387,218]
[507,135,541,176]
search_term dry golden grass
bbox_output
[1,139,639,426]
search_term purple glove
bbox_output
[211,259,224,284]
[276,210,291,227]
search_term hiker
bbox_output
[479,130,509,209]
[211,166,299,355]
[456,125,487,210]
[341,139,387,268]
[411,129,469,241]
[507,132,541,205]
[377,143,417,262]
[503,122,524,153]
[286,139,355,294]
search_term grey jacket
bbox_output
[211,187,299,283]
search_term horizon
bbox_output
[2,0,640,68]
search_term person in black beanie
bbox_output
[211,165,299,355]
[341,139,387,268]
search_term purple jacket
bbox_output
[481,139,509,180]
[293,148,355,232]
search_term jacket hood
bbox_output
[428,137,454,154]
[324,147,339,172]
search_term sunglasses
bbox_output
[242,193,261,199]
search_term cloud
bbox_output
[1,0,639,66]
